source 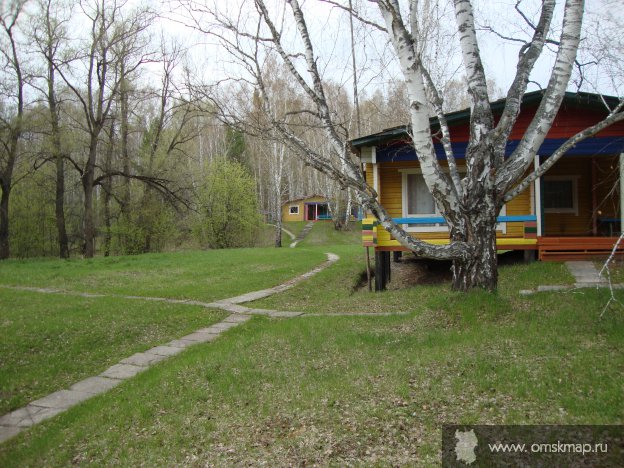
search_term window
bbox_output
[543,176,578,214]
[402,172,446,231]
[289,205,299,215]
[401,170,507,233]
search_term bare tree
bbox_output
[31,0,72,258]
[0,0,27,260]
[183,0,624,291]
[53,0,152,257]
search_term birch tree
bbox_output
[186,0,624,291]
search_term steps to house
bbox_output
[290,221,314,248]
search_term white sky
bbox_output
[154,0,623,99]
[13,0,623,103]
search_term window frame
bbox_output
[400,169,506,233]
[289,205,299,215]
[401,170,447,232]
[542,176,579,215]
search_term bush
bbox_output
[194,159,260,249]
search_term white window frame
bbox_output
[400,169,447,232]
[543,175,579,215]
[289,205,299,215]
[400,169,507,233]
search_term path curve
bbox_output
[1,251,401,443]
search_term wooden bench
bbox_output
[538,237,624,261]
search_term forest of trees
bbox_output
[0,0,428,259]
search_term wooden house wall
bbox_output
[366,161,532,240]
[281,196,328,222]
[282,202,304,222]
[444,104,624,143]
[542,155,619,236]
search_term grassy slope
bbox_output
[0,247,326,302]
[0,247,326,415]
[1,289,621,466]
[0,289,226,414]
[1,228,622,465]
[253,222,575,313]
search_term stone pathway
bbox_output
[565,261,608,286]
[519,260,620,295]
[290,221,314,248]
[0,252,345,443]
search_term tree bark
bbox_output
[0,183,10,259]
[55,154,69,259]
[82,137,98,258]
[48,54,69,259]
[451,211,498,291]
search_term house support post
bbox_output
[374,250,391,291]
[365,247,372,291]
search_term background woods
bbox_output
[1,0,390,258]
[1,0,621,275]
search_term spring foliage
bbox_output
[194,159,261,249]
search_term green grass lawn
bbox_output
[282,221,308,238]
[297,220,362,246]
[1,233,622,465]
[1,284,621,466]
[0,247,326,302]
[0,289,226,415]
[252,244,575,313]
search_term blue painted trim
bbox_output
[375,136,624,162]
[392,215,537,225]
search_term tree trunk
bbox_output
[0,183,10,259]
[103,185,111,257]
[82,138,98,258]
[103,128,114,257]
[82,178,95,258]
[49,65,69,259]
[274,219,282,247]
[451,213,498,292]
[55,155,69,259]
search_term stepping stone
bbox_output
[0,406,39,428]
[70,376,121,395]
[224,291,274,304]
[0,404,65,430]
[167,338,197,348]
[26,405,65,425]
[0,425,22,443]
[211,303,251,314]
[198,321,239,332]
[179,331,220,343]
[100,363,145,380]
[147,345,184,357]
[222,314,252,323]
[30,389,92,410]
[537,285,569,292]
[247,309,304,318]
[120,352,168,367]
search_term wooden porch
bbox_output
[537,236,624,261]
